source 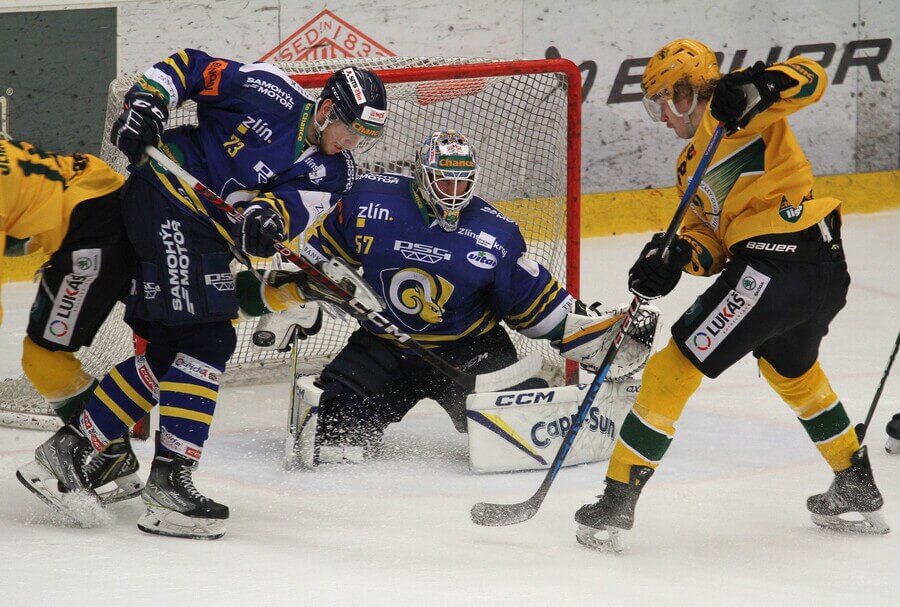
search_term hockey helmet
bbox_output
[641,39,719,122]
[316,66,387,151]
[414,130,479,232]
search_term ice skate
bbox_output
[886,414,900,455]
[138,449,229,540]
[85,435,144,505]
[16,424,105,526]
[807,446,890,535]
[575,466,654,553]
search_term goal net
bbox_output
[0,56,581,430]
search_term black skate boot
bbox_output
[85,435,144,504]
[16,424,105,526]
[886,413,900,455]
[575,466,654,553]
[138,446,229,540]
[807,446,890,535]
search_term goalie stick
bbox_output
[470,123,726,527]
[144,146,540,393]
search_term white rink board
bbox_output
[103,0,900,191]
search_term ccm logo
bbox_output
[746,241,797,253]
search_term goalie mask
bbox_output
[414,130,479,232]
[641,38,719,123]
[314,66,387,152]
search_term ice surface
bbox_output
[1,211,897,606]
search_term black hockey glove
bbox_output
[710,61,798,134]
[239,204,286,258]
[628,233,692,300]
[110,90,169,164]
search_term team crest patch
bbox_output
[779,197,803,223]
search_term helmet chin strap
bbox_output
[310,99,332,145]
[671,91,700,138]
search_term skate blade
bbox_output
[16,461,106,527]
[811,510,891,535]
[575,523,626,553]
[97,473,145,505]
[137,506,226,540]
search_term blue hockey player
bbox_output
[17,49,387,539]
[260,130,658,465]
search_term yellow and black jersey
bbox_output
[677,57,839,276]
[0,139,124,261]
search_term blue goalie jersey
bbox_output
[306,173,574,349]
[127,48,355,240]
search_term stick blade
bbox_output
[470,497,539,527]
[474,352,543,393]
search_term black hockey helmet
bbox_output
[319,66,388,141]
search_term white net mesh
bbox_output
[0,56,577,429]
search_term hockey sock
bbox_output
[21,336,95,421]
[80,355,158,451]
[606,339,703,483]
[157,353,223,461]
[759,358,859,471]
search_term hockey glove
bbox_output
[239,204,286,258]
[628,233,692,300]
[710,61,798,134]
[264,260,385,317]
[110,90,169,164]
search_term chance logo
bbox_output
[260,9,394,61]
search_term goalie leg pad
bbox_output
[465,377,641,473]
[313,330,419,460]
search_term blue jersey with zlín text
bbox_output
[306,173,574,349]
[125,48,354,240]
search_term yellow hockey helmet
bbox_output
[641,39,719,121]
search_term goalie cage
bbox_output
[0,56,582,431]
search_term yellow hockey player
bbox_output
[1,138,142,501]
[574,39,889,553]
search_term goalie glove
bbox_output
[555,301,661,380]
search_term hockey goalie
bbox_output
[235,130,661,469]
